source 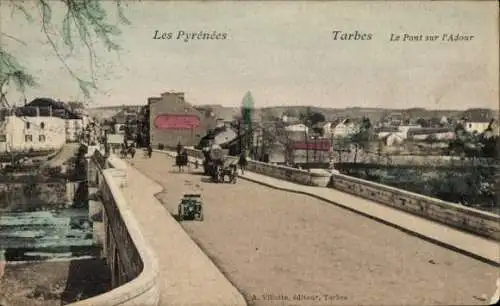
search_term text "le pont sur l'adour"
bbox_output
[390,33,474,42]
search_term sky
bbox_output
[1,0,498,110]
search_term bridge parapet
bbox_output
[179,148,331,187]
[177,148,500,241]
[69,146,160,306]
[329,172,500,241]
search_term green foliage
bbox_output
[0,0,130,103]
[241,91,254,126]
[299,107,326,127]
[0,49,37,102]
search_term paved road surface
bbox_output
[130,153,498,306]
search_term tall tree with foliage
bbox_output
[240,91,254,151]
[299,106,326,127]
[0,0,130,106]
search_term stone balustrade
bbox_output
[69,147,160,306]
[329,172,500,241]
[178,148,331,187]
[177,147,500,241]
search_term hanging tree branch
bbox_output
[0,0,131,103]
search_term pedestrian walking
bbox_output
[128,145,136,159]
[238,150,248,175]
[147,145,153,158]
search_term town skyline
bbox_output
[1,1,498,110]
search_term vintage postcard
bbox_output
[0,0,498,306]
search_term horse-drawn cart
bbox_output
[215,159,238,183]
[202,145,238,183]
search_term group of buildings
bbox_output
[127,91,251,151]
[283,111,498,147]
[81,89,498,166]
[0,98,91,157]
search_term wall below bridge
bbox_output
[68,148,160,306]
[177,148,500,242]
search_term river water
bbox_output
[0,208,100,262]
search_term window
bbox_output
[39,135,46,142]
[40,122,45,129]
[26,122,31,129]
[0,135,6,142]
[469,123,472,128]
[25,135,33,142]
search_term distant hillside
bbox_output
[86,105,142,120]
[86,102,498,124]
[257,106,498,123]
[198,105,497,123]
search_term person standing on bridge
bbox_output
[181,148,189,170]
[128,144,136,159]
[147,145,153,158]
[238,150,248,175]
[176,141,183,155]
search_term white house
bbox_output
[284,123,308,141]
[0,115,66,153]
[321,122,334,138]
[17,98,85,143]
[464,120,493,134]
[333,119,359,138]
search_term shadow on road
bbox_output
[200,177,216,184]
[188,172,205,176]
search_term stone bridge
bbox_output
[71,145,500,306]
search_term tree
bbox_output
[429,117,442,127]
[309,112,326,126]
[349,117,373,163]
[416,118,429,127]
[67,101,85,110]
[300,107,326,127]
[1,0,131,105]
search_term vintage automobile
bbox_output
[178,194,204,221]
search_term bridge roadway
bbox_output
[128,153,498,306]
